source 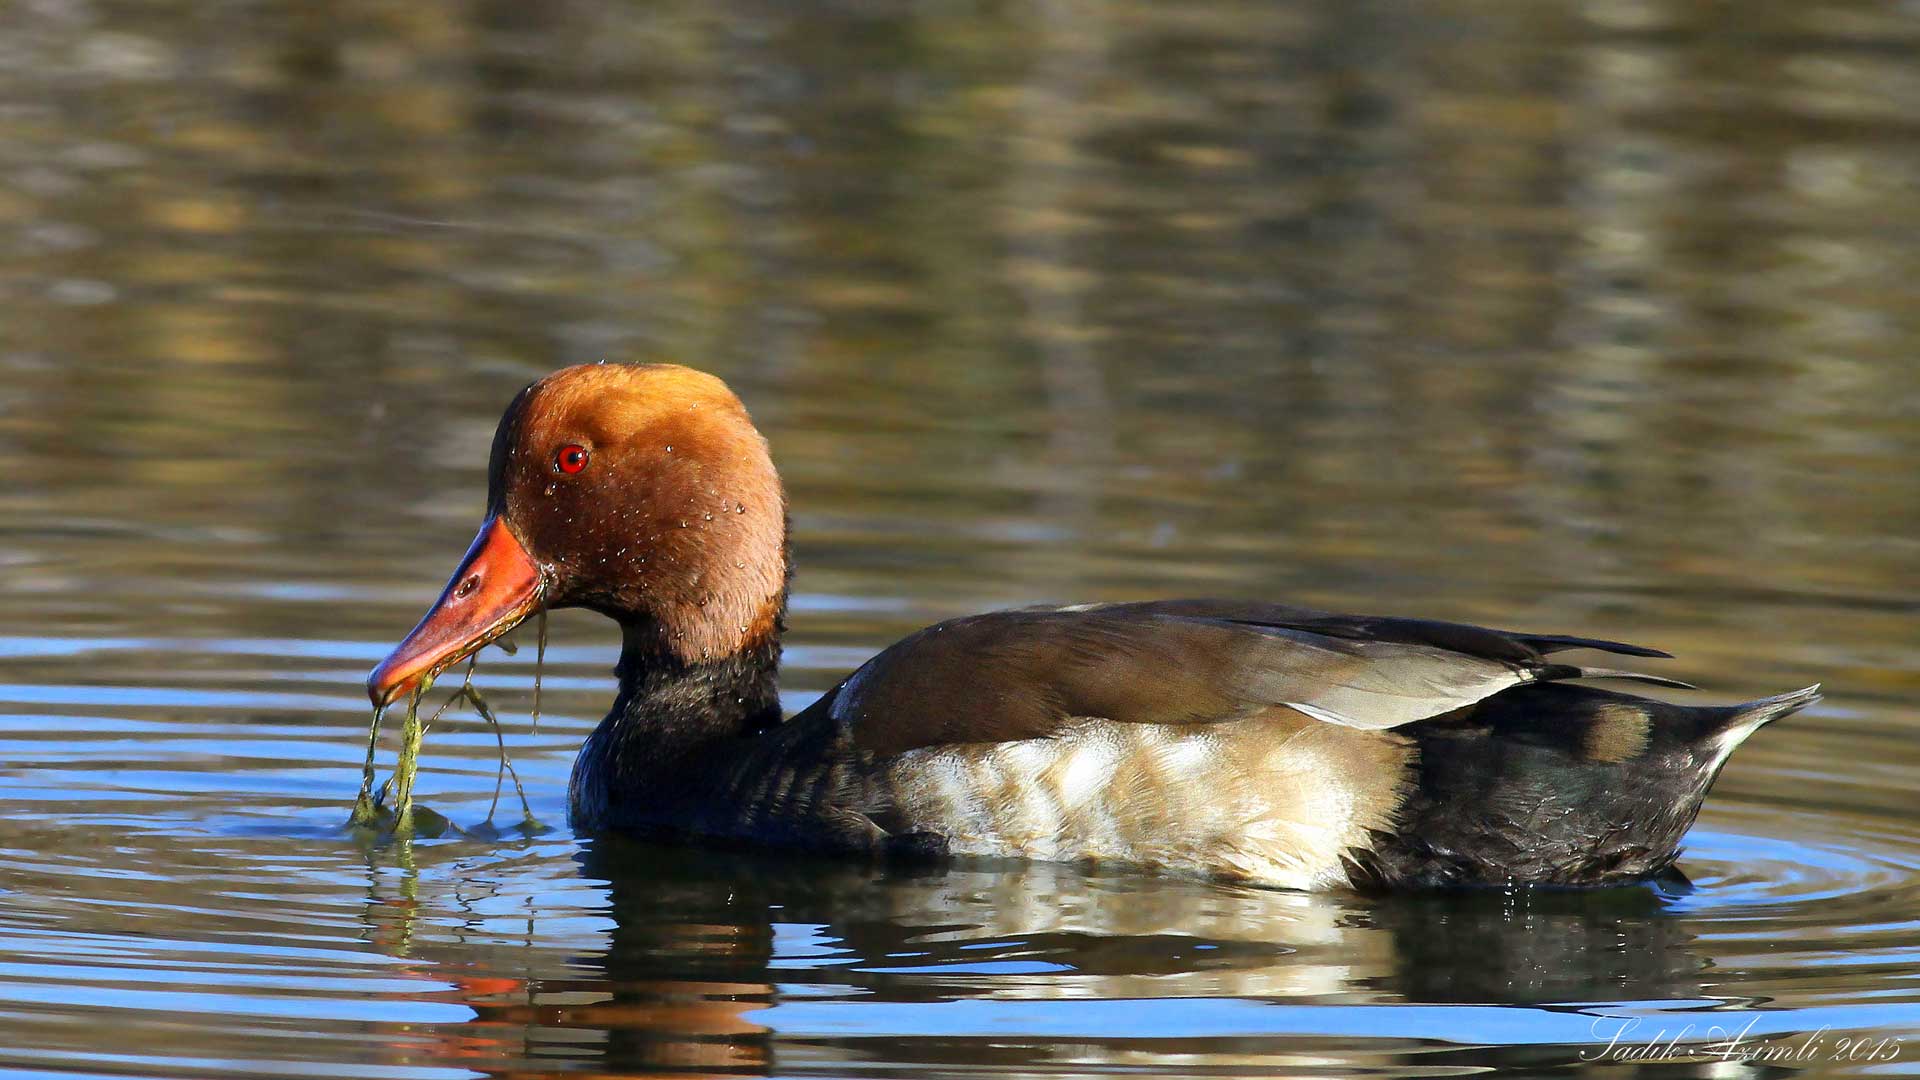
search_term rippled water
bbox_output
[3,0,1919,1076]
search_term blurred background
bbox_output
[0,1,1916,1078]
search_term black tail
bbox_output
[1351,681,1820,889]
[1706,684,1822,750]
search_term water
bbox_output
[2,0,1919,1076]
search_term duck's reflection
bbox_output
[593,836,1701,991]
[417,837,1712,1076]
[1363,879,1707,1006]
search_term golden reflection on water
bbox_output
[0,0,1917,1077]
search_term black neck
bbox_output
[567,621,782,829]
[614,628,783,743]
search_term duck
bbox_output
[366,362,1821,890]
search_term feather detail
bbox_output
[1553,666,1699,691]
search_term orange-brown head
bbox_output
[367,363,788,708]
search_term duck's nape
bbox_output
[365,361,1821,891]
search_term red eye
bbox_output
[554,444,589,474]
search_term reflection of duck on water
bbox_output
[368,838,1717,1077]
[550,838,1712,1075]
[580,837,1707,1000]
[368,363,1820,889]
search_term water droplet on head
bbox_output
[702,512,713,521]
[734,502,745,514]
[664,445,673,453]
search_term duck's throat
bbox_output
[566,624,783,830]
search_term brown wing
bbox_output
[1061,599,1673,661]
[829,603,1683,757]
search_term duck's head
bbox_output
[367,363,787,708]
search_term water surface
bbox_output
[2,1,1919,1076]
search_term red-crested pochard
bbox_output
[367,363,1819,890]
